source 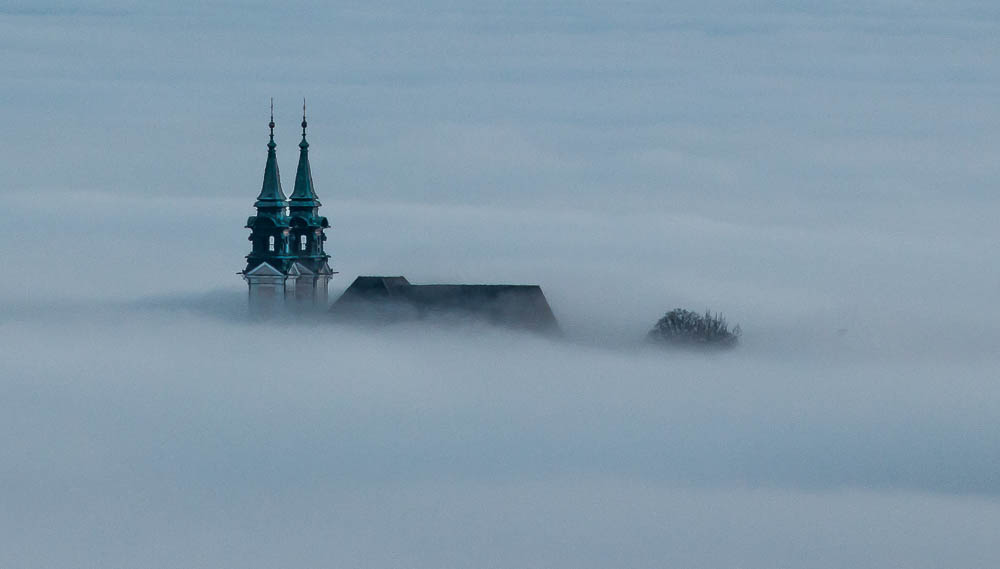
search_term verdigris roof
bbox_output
[289,113,320,209]
[330,276,559,332]
[254,131,287,209]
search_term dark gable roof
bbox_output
[331,276,559,332]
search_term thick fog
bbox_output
[3,2,1000,567]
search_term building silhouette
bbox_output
[330,276,559,333]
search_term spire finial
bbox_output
[298,98,309,150]
[269,97,275,134]
[267,98,277,149]
[301,98,307,136]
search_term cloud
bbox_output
[2,305,1000,568]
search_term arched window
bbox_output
[268,235,275,251]
[300,235,307,251]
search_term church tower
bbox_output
[287,101,334,307]
[241,101,333,316]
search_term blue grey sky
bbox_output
[2,2,1000,567]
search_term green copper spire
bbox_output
[254,100,288,209]
[289,99,321,208]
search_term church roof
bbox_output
[289,262,315,276]
[254,111,288,209]
[330,276,559,332]
[289,102,321,209]
[244,261,285,277]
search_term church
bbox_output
[241,105,335,316]
[329,276,559,332]
[241,105,558,332]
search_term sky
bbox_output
[2,1,1000,567]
